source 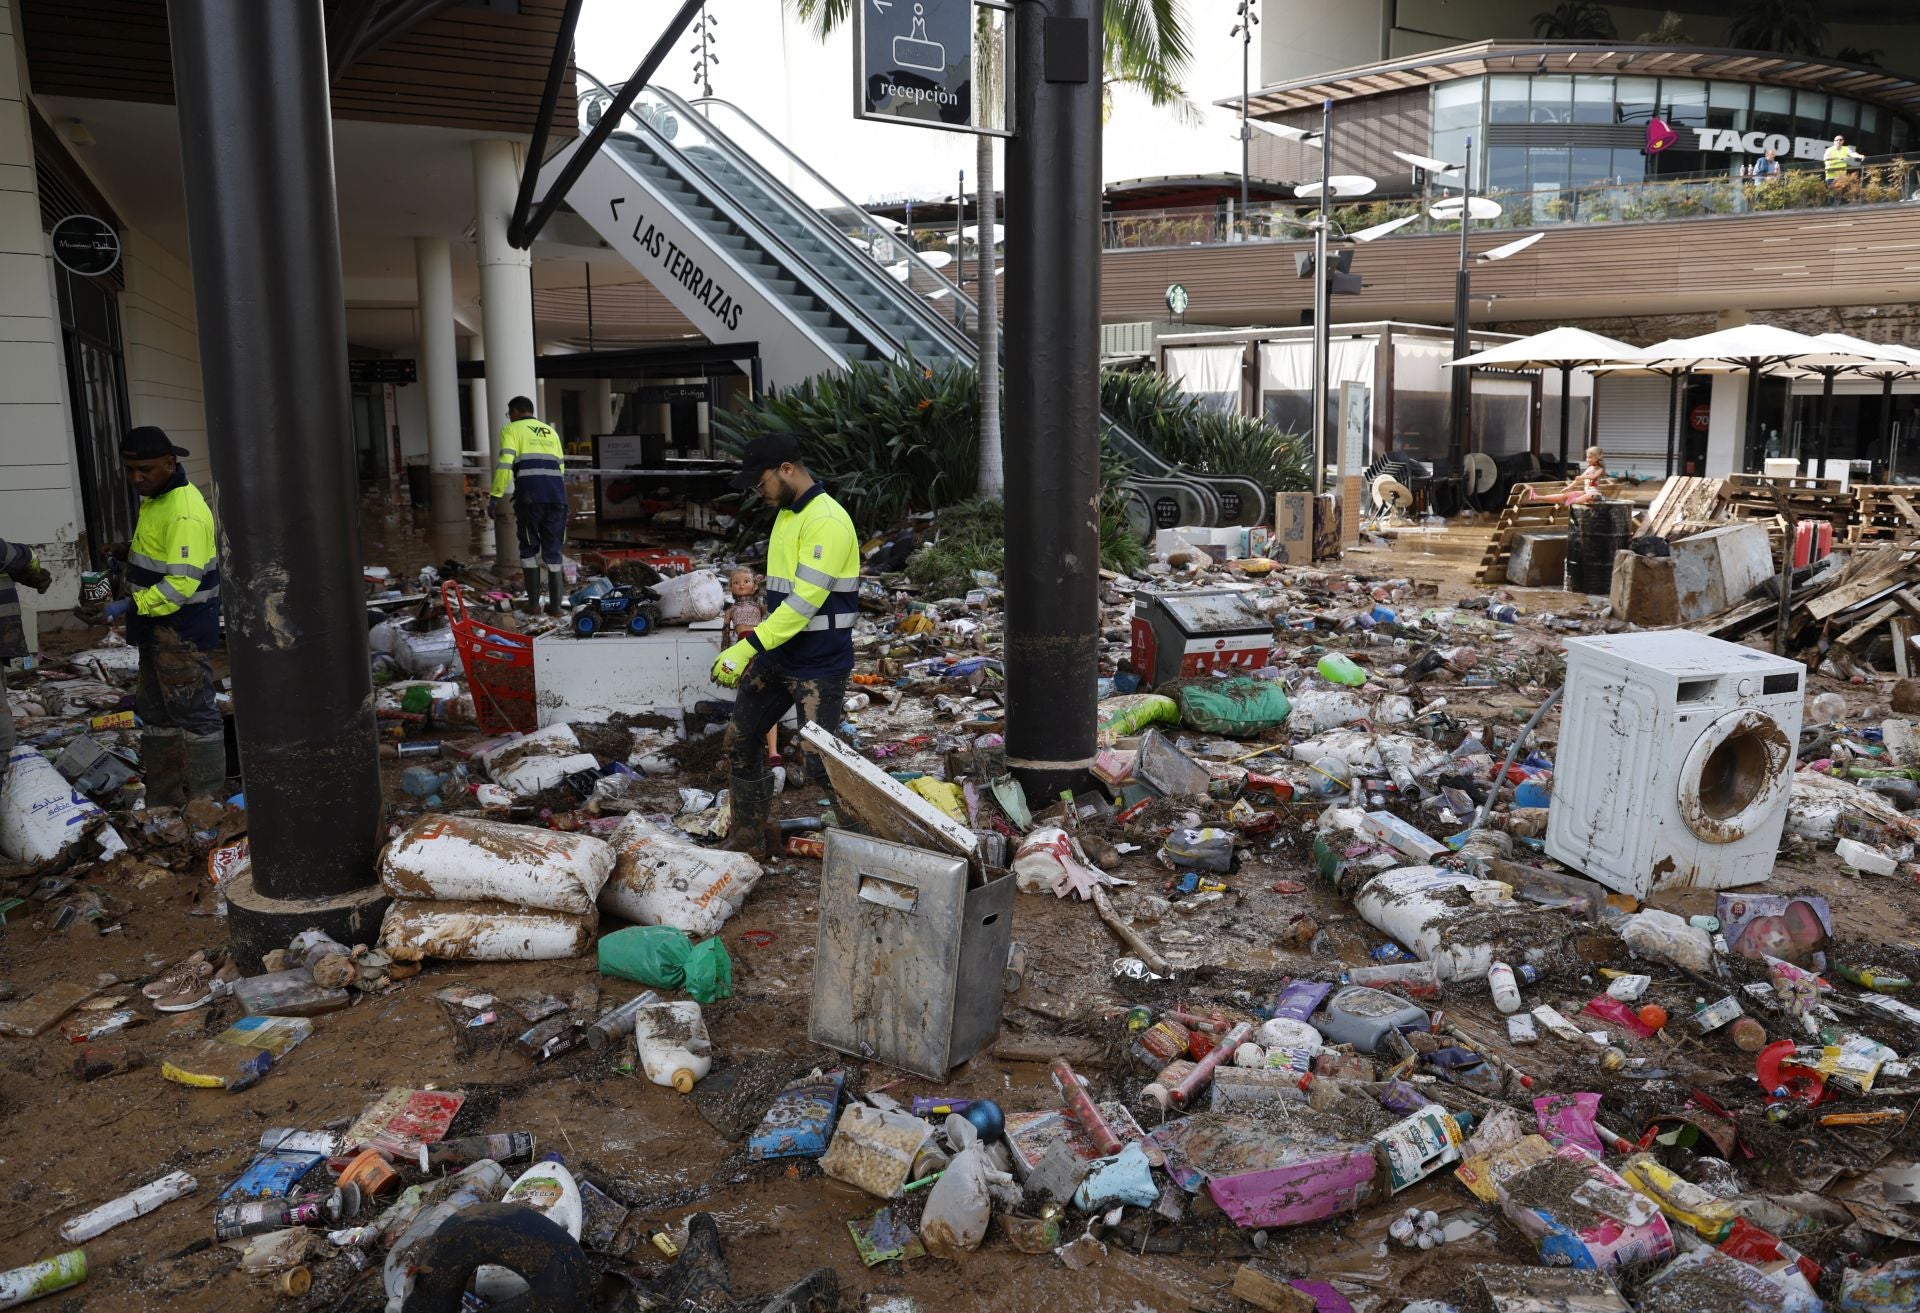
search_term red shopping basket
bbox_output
[442,582,537,735]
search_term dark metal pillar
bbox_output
[1816,369,1836,475]
[1663,372,1680,478]
[1004,0,1100,803]
[1882,376,1898,475]
[1743,362,1763,471]
[170,0,388,965]
[1448,137,1474,467]
[1557,362,1572,467]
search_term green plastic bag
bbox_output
[1177,678,1292,735]
[598,926,734,1003]
[1098,693,1179,739]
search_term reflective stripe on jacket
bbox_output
[0,537,29,660]
[127,468,221,650]
[490,416,568,505]
[749,484,859,678]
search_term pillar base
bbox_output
[225,864,391,972]
[1010,761,1093,809]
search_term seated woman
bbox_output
[1523,446,1606,505]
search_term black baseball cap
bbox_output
[729,432,802,491]
[120,426,190,459]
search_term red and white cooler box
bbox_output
[1129,590,1276,688]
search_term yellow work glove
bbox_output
[711,639,756,688]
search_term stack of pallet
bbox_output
[1696,542,1920,674]
[1720,473,1852,566]
[1849,485,1920,544]
[1639,475,1726,542]
[1474,484,1569,585]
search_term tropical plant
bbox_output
[1636,11,1694,44]
[1728,1,1826,56]
[1835,47,1883,68]
[1099,371,1311,494]
[1530,1,1615,40]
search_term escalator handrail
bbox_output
[577,69,916,366]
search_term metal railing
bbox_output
[1103,153,1920,251]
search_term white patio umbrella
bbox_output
[1631,324,1898,472]
[1809,333,1920,470]
[1580,337,1756,477]
[1444,325,1640,466]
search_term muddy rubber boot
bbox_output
[521,567,541,614]
[184,732,228,802]
[141,729,188,808]
[546,571,565,617]
[720,770,776,858]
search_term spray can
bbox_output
[394,740,443,759]
[785,835,826,859]
[419,1132,538,1173]
[584,991,662,1053]
[213,1198,325,1241]
[0,1251,87,1308]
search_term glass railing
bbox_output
[1103,153,1920,251]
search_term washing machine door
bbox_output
[1676,707,1796,845]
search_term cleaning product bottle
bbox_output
[470,1155,584,1302]
[1487,962,1522,1014]
[632,1001,713,1093]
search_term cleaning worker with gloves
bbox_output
[710,434,859,857]
[75,426,225,803]
[488,395,569,615]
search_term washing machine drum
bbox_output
[1677,708,1796,844]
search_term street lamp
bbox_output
[1231,1,1257,236]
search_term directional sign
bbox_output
[855,0,1009,136]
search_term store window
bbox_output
[1662,80,1708,129]
[1570,147,1613,188]
[1857,105,1887,156]
[1432,78,1481,132]
[1488,75,1530,125]
[1530,75,1572,126]
[1707,83,1749,133]
[1486,146,1528,195]
[1794,92,1829,144]
[1893,117,1910,152]
[1616,77,1658,129]
[55,268,135,552]
[1830,99,1856,133]
[1753,87,1793,140]
[1573,76,1614,125]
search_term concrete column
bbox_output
[593,378,616,437]
[1705,372,1746,477]
[471,138,535,569]
[414,237,465,544]
[464,335,487,465]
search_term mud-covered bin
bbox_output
[1565,500,1634,596]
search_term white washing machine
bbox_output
[1544,631,1804,898]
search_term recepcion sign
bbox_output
[855,0,1010,137]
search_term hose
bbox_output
[1470,686,1563,836]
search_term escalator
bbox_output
[551,75,1264,531]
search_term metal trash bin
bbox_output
[809,829,1012,1080]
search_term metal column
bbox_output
[168,0,387,964]
[1448,138,1474,467]
[1310,99,1330,496]
[1003,0,1100,803]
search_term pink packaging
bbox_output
[1535,1092,1604,1156]
[1498,1143,1676,1271]
[1581,995,1657,1039]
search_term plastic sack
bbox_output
[379,815,613,915]
[379,898,597,961]
[596,925,733,1003]
[1157,827,1235,872]
[821,1105,932,1199]
[920,1145,1018,1258]
[368,621,457,678]
[1012,827,1114,899]
[598,814,762,936]
[907,777,967,823]
[1287,689,1373,733]
[0,746,126,862]
[1620,908,1715,975]
[482,724,599,796]
[650,570,726,623]
[1097,693,1178,740]
[1177,678,1291,735]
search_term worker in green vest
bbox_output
[710,433,860,857]
[488,396,569,615]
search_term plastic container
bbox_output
[599,815,764,936]
[442,583,537,735]
[632,1001,713,1093]
[58,1171,196,1242]
[379,815,613,915]
[380,898,597,962]
[471,1156,584,1303]
[1312,985,1428,1054]
[1345,961,1441,999]
[381,1158,511,1310]
[0,1251,87,1308]
[1352,866,1515,982]
[1487,962,1522,1014]
[216,968,350,1018]
[1317,653,1367,687]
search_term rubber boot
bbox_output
[141,729,188,808]
[184,732,228,802]
[720,769,776,858]
[521,567,541,614]
[546,570,565,617]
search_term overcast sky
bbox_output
[576,0,1246,204]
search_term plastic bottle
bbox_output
[470,1156,584,1303]
[632,1001,713,1093]
[382,1159,511,1312]
[1317,653,1367,687]
[419,1133,536,1173]
[0,1251,87,1308]
[1487,962,1522,1014]
[1806,691,1846,726]
[583,991,662,1053]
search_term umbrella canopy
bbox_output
[1444,325,1638,371]
[1809,333,1920,379]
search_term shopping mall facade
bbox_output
[1100,40,1920,481]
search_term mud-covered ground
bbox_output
[2,514,1917,1311]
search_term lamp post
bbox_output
[1232,0,1257,236]
[1448,136,1475,468]
[1311,97,1330,495]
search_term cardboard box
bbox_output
[1272,492,1313,565]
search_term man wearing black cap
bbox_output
[710,434,859,856]
[76,427,224,803]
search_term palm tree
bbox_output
[1728,1,1827,56]
[1635,12,1694,45]
[789,0,1194,498]
[1530,1,1616,40]
[1834,47,1884,68]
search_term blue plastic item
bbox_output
[749,1071,846,1160]
[1513,778,1552,809]
[1073,1143,1158,1211]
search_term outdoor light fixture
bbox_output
[1232,0,1260,233]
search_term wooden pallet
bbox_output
[1720,474,1853,567]
[1640,475,1726,542]
[1475,483,1569,585]
[1849,484,1920,544]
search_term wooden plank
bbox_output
[1895,618,1915,678]
[1835,600,1902,651]
[1232,1265,1318,1313]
